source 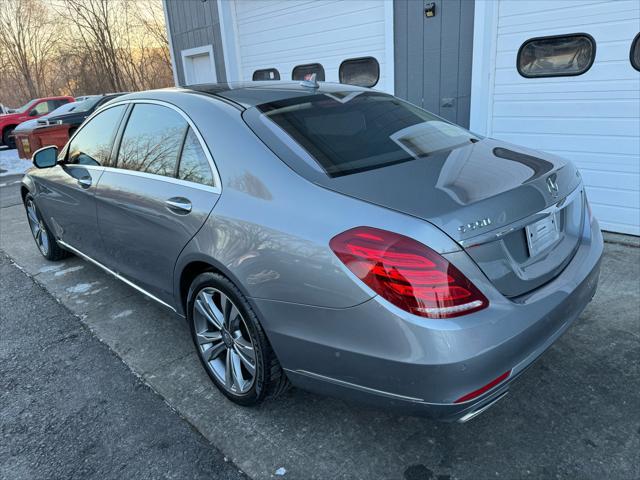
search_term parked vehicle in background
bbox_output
[0,96,74,148]
[0,103,10,114]
[21,82,602,422]
[14,102,80,159]
[41,93,124,132]
[14,94,124,159]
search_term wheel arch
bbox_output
[175,254,255,318]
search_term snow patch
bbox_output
[113,309,133,319]
[275,467,287,476]
[54,265,84,277]
[0,147,32,177]
[39,264,64,273]
[66,282,97,294]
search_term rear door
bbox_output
[35,104,127,259]
[95,102,220,306]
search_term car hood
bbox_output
[45,112,87,124]
[319,138,581,243]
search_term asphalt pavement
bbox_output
[0,167,639,480]
[0,254,248,480]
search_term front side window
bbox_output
[67,105,127,166]
[177,128,214,186]
[116,104,187,178]
[254,92,477,177]
[253,68,280,81]
[292,63,325,81]
[631,33,640,71]
[518,34,595,77]
[33,101,51,115]
[339,57,380,87]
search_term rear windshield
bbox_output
[253,92,476,177]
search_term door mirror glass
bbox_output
[32,146,58,168]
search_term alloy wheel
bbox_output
[193,287,257,394]
[26,199,50,256]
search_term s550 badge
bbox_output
[458,217,492,234]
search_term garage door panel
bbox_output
[492,117,640,137]
[495,133,639,156]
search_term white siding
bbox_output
[232,0,390,91]
[487,0,640,235]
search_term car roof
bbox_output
[115,81,371,110]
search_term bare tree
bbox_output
[0,0,61,99]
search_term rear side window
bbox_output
[177,128,214,186]
[254,92,476,177]
[116,104,187,178]
[339,57,379,87]
[518,34,595,77]
[292,63,325,81]
[253,68,280,81]
[68,105,127,166]
[631,33,640,71]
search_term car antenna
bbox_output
[300,73,319,89]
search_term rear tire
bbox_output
[187,272,290,406]
[3,126,16,149]
[24,194,70,261]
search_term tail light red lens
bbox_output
[454,370,511,403]
[330,226,488,318]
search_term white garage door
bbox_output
[489,0,640,235]
[231,0,390,91]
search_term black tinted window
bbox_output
[117,104,187,177]
[68,105,126,166]
[255,92,476,177]
[518,34,595,77]
[292,63,325,81]
[177,128,214,186]
[253,68,280,81]
[339,57,379,87]
[631,33,640,71]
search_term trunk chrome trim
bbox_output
[57,239,176,312]
[460,186,583,248]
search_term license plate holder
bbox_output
[526,213,559,257]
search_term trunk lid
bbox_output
[320,139,584,297]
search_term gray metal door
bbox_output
[394,0,475,128]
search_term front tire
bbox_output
[187,272,290,406]
[24,194,70,261]
[3,127,16,149]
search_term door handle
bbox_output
[77,176,92,188]
[165,197,192,213]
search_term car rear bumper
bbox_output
[253,215,603,421]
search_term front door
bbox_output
[36,105,127,258]
[394,0,475,127]
[95,103,220,306]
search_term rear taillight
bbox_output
[330,227,488,318]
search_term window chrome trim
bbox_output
[77,164,220,194]
[83,98,222,194]
[57,239,176,312]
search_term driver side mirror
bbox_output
[32,146,58,168]
[29,109,39,117]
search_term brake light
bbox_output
[454,370,511,403]
[330,227,488,318]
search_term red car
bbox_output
[0,96,74,148]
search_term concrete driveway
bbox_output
[1,175,638,480]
